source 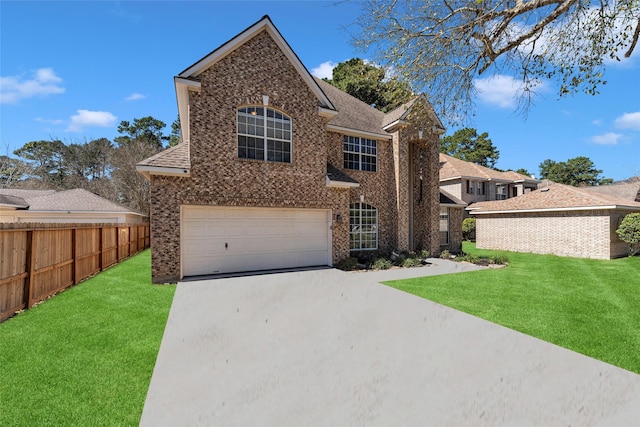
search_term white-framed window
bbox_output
[496,184,507,200]
[237,106,291,163]
[350,203,378,250]
[343,136,377,172]
[439,207,449,246]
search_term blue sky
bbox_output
[1,1,639,180]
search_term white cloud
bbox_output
[590,132,623,145]
[311,61,337,79]
[614,112,640,131]
[0,67,65,104]
[67,110,117,132]
[592,119,603,126]
[35,117,65,125]
[473,75,519,108]
[125,92,145,101]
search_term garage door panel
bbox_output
[182,206,330,276]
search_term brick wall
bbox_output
[475,209,629,259]
[148,29,443,281]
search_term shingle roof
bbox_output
[137,143,190,170]
[314,78,388,137]
[0,188,143,215]
[440,188,466,206]
[326,163,359,185]
[470,182,640,214]
[0,194,29,208]
[440,153,538,183]
[583,177,640,202]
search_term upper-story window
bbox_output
[343,136,377,172]
[237,106,291,163]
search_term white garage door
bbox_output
[181,206,331,276]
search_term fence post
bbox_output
[98,226,103,272]
[116,226,120,262]
[71,228,77,285]
[23,230,35,309]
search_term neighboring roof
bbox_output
[440,153,539,184]
[583,177,640,202]
[0,189,56,198]
[0,194,29,209]
[136,143,191,178]
[439,188,466,207]
[0,188,144,215]
[470,182,640,214]
[326,163,360,188]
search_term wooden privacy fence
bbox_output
[0,223,150,322]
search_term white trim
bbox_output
[471,205,640,215]
[326,176,360,188]
[12,210,146,217]
[136,165,191,177]
[318,106,338,119]
[382,119,409,132]
[327,124,391,140]
[174,78,201,143]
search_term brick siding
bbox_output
[476,209,631,259]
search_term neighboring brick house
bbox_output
[439,153,540,210]
[137,16,447,282]
[0,189,146,223]
[471,182,640,259]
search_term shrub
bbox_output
[371,258,392,270]
[616,213,640,256]
[439,249,451,259]
[402,257,422,268]
[462,218,476,241]
[337,257,359,271]
[490,255,509,265]
[418,249,430,259]
[458,253,480,264]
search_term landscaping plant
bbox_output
[616,212,640,256]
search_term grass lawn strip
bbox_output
[385,243,640,375]
[0,249,175,426]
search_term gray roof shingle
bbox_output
[0,188,143,214]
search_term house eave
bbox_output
[318,106,338,119]
[326,124,392,141]
[326,176,360,188]
[136,165,191,179]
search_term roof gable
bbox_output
[178,15,334,111]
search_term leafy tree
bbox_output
[440,128,500,168]
[324,58,412,112]
[462,218,476,241]
[354,1,640,120]
[0,155,29,188]
[115,116,168,149]
[616,213,640,256]
[13,140,67,188]
[538,156,612,186]
[514,168,533,178]
[168,116,181,147]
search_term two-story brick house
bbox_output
[440,153,540,208]
[137,16,446,283]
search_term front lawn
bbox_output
[0,250,175,426]
[385,243,640,374]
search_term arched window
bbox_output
[349,203,378,251]
[237,106,291,163]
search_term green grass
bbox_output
[386,243,640,374]
[0,250,175,426]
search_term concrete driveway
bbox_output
[141,260,640,426]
